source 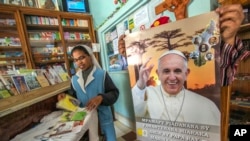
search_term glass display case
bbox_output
[23,13,66,71]
[0,12,26,75]
[18,9,96,76]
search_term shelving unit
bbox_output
[238,23,250,33]
[0,80,70,118]
[220,23,250,141]
[0,10,29,74]
[0,4,96,76]
[19,8,96,76]
[230,23,250,125]
[221,22,250,140]
[23,14,63,69]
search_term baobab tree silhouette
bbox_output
[148,28,192,51]
[127,28,192,81]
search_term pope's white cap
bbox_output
[159,50,187,61]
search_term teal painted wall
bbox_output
[89,0,218,29]
[89,0,218,122]
[88,0,124,29]
[96,0,151,122]
[107,71,135,121]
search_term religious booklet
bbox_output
[34,120,84,139]
[44,68,63,85]
[0,78,12,99]
[60,111,87,122]
[24,74,41,90]
[125,11,221,141]
[47,121,83,137]
[11,75,29,94]
[56,94,87,122]
[56,94,81,112]
[52,65,70,81]
[0,75,19,96]
[35,69,50,87]
[17,69,41,90]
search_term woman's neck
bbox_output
[82,65,93,82]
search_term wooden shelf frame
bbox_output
[0,80,70,118]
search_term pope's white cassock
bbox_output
[132,84,220,126]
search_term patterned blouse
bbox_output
[220,37,250,86]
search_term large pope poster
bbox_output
[125,11,221,141]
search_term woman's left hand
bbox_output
[216,4,244,45]
[86,95,103,111]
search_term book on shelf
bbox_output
[83,33,90,40]
[69,19,74,26]
[5,19,16,26]
[31,16,38,25]
[44,68,63,85]
[58,72,70,81]
[0,89,12,99]
[6,65,17,74]
[0,53,6,64]
[29,31,61,41]
[5,51,23,58]
[31,16,60,25]
[0,78,12,99]
[24,74,41,90]
[77,19,88,27]
[56,94,80,112]
[8,37,21,46]
[18,69,41,90]
[11,75,29,94]
[18,68,36,75]
[0,38,5,46]
[0,75,19,95]
[52,65,69,81]
[35,69,50,87]
[28,32,41,40]
[25,16,32,25]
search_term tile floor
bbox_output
[114,121,134,141]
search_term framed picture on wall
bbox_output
[23,0,38,8]
[7,0,23,6]
[38,0,59,11]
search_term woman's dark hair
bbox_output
[71,45,90,56]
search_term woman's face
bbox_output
[72,49,92,71]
